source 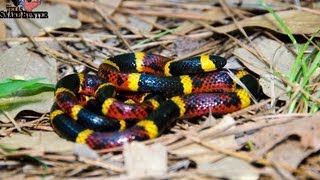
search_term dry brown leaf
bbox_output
[234,37,295,100]
[98,0,122,14]
[120,5,249,22]
[171,116,239,164]
[122,0,289,11]
[171,37,205,57]
[214,10,320,37]
[298,152,320,176]
[0,20,6,39]
[197,157,259,179]
[0,172,25,180]
[234,37,295,75]
[0,1,6,7]
[78,0,122,23]
[123,142,167,177]
[78,10,101,23]
[113,13,157,35]
[241,113,320,178]
[74,144,100,159]
[0,131,74,153]
[172,2,290,35]
[173,7,229,35]
[248,113,320,156]
[266,140,314,179]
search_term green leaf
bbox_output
[0,78,55,98]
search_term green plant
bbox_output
[259,0,320,113]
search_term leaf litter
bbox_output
[234,37,296,101]
[0,0,319,179]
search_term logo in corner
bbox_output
[1,0,48,19]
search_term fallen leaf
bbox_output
[0,172,25,180]
[173,7,231,35]
[78,10,100,23]
[198,157,259,180]
[74,144,100,159]
[4,4,81,37]
[0,43,56,123]
[259,74,287,100]
[0,20,6,39]
[248,113,320,156]
[123,142,167,177]
[0,1,6,7]
[214,10,320,37]
[172,1,289,36]
[202,112,217,127]
[172,134,238,164]
[234,38,295,75]
[113,13,157,35]
[98,0,122,14]
[171,115,239,164]
[298,151,320,177]
[234,37,295,100]
[224,56,246,69]
[171,37,205,57]
[266,140,314,179]
[0,131,74,153]
[78,0,122,23]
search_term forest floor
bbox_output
[0,0,320,179]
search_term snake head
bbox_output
[238,73,260,96]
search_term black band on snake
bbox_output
[50,52,259,149]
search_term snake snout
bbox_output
[239,74,260,96]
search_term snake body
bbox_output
[50,52,259,149]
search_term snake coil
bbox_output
[50,52,259,149]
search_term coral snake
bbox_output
[50,52,259,149]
